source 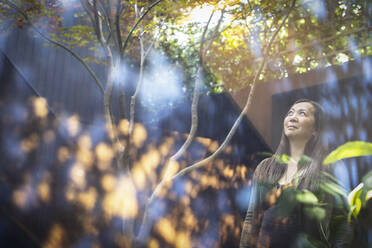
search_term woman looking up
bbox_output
[240,99,350,248]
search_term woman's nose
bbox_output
[289,115,298,122]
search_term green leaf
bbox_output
[322,171,341,184]
[275,154,291,164]
[296,190,319,204]
[348,183,363,206]
[362,170,372,189]
[304,206,326,221]
[352,197,362,218]
[323,141,372,165]
[320,181,348,199]
[347,205,356,223]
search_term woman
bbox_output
[240,99,350,248]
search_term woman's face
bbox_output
[284,102,316,141]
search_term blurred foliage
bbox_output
[323,141,372,225]
[1,0,371,92]
[323,141,372,165]
[0,95,259,247]
[347,171,372,222]
[1,0,371,246]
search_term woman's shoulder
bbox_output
[253,157,274,179]
[256,157,274,170]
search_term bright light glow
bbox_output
[60,0,77,9]
[103,176,138,219]
[70,163,86,188]
[139,50,184,121]
[184,5,215,24]
[184,4,232,25]
[173,5,232,46]
[132,123,147,148]
[306,0,327,19]
[78,187,97,211]
[155,218,176,244]
[112,63,129,85]
[95,142,114,171]
[336,53,349,63]
[293,55,303,64]
[33,97,48,118]
[66,115,80,137]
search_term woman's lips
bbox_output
[287,125,298,129]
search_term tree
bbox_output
[0,0,371,246]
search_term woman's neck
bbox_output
[288,138,307,162]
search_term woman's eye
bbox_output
[300,112,306,116]
[287,111,294,116]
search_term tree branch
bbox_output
[116,0,123,55]
[91,0,123,155]
[169,9,223,162]
[97,0,113,43]
[140,0,297,232]
[120,0,162,60]
[199,10,215,62]
[4,0,104,95]
[203,9,225,58]
[138,8,227,239]
[169,67,202,161]
[120,2,159,171]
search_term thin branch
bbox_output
[142,0,297,227]
[128,35,144,140]
[128,36,157,138]
[97,0,113,40]
[116,0,123,54]
[144,34,158,58]
[120,0,162,60]
[81,0,100,40]
[4,0,104,95]
[91,0,123,154]
[119,1,147,167]
[121,3,159,169]
[0,207,42,247]
[115,0,125,121]
[169,10,222,161]
[199,10,215,62]
[204,9,225,56]
[184,13,240,51]
[118,85,126,120]
[178,0,295,175]
[138,8,227,238]
[169,67,202,161]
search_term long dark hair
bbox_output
[255,99,327,191]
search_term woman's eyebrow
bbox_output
[297,108,307,112]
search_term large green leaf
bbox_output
[320,181,348,199]
[304,206,326,221]
[323,141,372,165]
[296,190,319,204]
